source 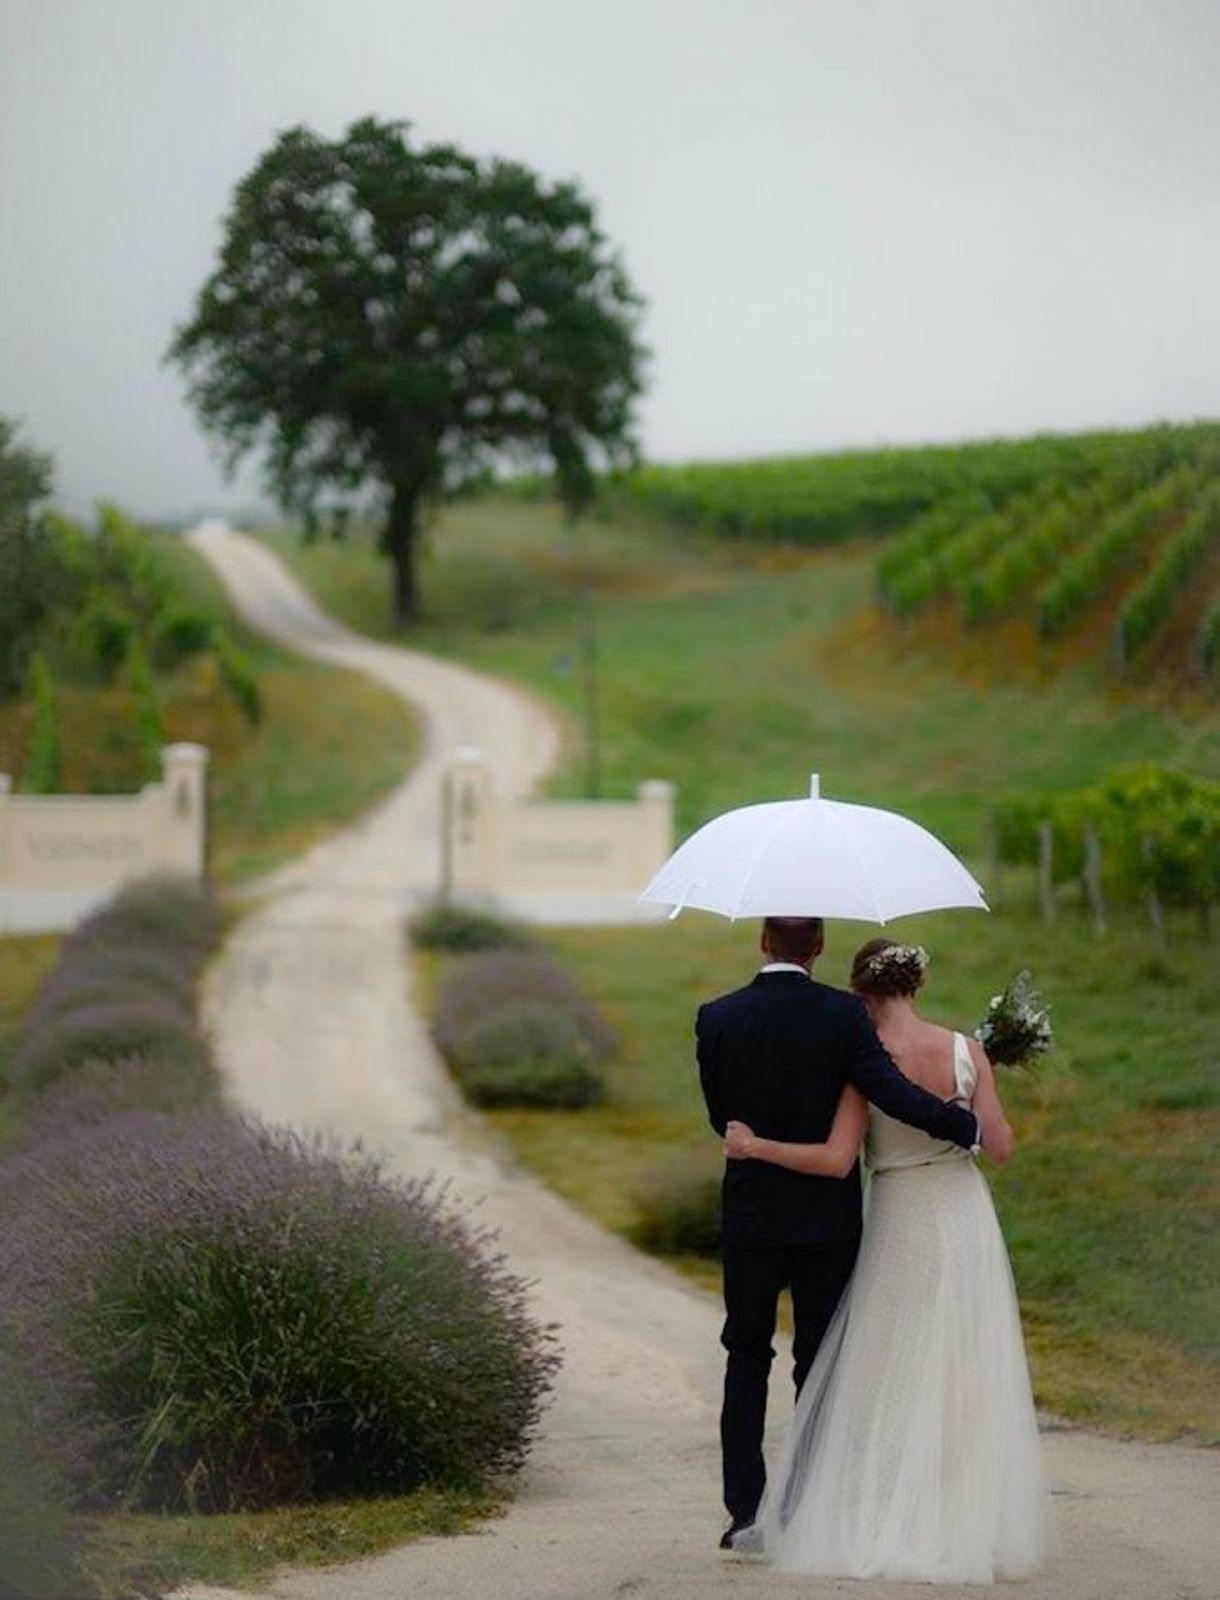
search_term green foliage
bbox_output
[1036,469,1193,637]
[1116,484,1220,665]
[615,422,1210,551]
[214,626,262,723]
[451,1000,606,1107]
[169,116,646,620]
[123,637,163,777]
[408,901,532,953]
[631,1149,722,1258]
[20,652,61,793]
[0,419,59,696]
[1199,602,1220,677]
[72,596,137,682]
[92,502,167,627]
[151,606,213,668]
[993,765,1220,908]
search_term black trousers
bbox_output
[720,1235,859,1525]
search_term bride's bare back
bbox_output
[874,1012,964,1100]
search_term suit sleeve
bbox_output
[696,1004,727,1136]
[842,999,978,1149]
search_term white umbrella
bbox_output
[639,775,989,924]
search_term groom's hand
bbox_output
[725,1121,757,1160]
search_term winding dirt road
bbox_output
[182,522,1218,1600]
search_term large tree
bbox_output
[170,118,646,623]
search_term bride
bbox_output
[724,938,1049,1584]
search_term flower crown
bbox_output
[865,943,929,982]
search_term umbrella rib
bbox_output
[819,804,886,923]
[730,805,804,920]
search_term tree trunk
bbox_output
[385,481,420,627]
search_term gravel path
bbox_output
[181,521,1218,1600]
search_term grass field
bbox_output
[81,1487,502,1598]
[271,497,1219,1444]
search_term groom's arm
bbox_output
[840,999,980,1151]
[695,1004,728,1136]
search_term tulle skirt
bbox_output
[760,1157,1049,1584]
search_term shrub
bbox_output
[20,652,60,793]
[124,637,163,778]
[0,1114,560,1513]
[433,950,616,1066]
[408,901,532,953]
[15,1052,219,1149]
[214,627,262,723]
[25,941,198,1033]
[151,606,213,669]
[451,1001,605,1107]
[9,997,210,1097]
[66,874,222,961]
[73,596,136,681]
[11,876,221,1098]
[632,1149,722,1258]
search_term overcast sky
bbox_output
[2,0,1218,517]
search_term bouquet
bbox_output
[975,970,1052,1068]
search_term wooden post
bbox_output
[1038,821,1056,923]
[1141,834,1166,950]
[1084,825,1107,938]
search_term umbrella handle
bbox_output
[667,879,702,920]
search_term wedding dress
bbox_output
[757,1033,1049,1583]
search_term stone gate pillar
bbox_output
[160,743,210,878]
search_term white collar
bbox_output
[759,962,810,976]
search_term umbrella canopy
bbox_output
[639,775,989,924]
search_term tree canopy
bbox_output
[170,118,647,622]
[0,417,56,695]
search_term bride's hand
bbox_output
[725,1120,758,1160]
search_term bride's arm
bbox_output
[725,1086,868,1178]
[967,1039,1014,1164]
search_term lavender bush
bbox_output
[8,875,220,1101]
[632,1149,722,1260]
[62,874,222,964]
[0,1112,559,1514]
[452,1001,606,1108]
[16,1052,218,1150]
[434,950,616,1066]
[10,996,210,1098]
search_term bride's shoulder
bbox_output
[915,1016,959,1047]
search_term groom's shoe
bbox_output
[719,1518,757,1551]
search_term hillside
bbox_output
[603,421,1220,688]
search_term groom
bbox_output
[696,916,983,1548]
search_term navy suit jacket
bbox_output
[696,970,979,1246]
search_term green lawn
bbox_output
[274,499,1219,1444]
[81,1487,502,1598]
[264,504,1220,847]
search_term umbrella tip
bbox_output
[809,773,821,799]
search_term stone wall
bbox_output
[443,747,673,925]
[0,744,209,934]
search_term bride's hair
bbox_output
[851,938,929,998]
